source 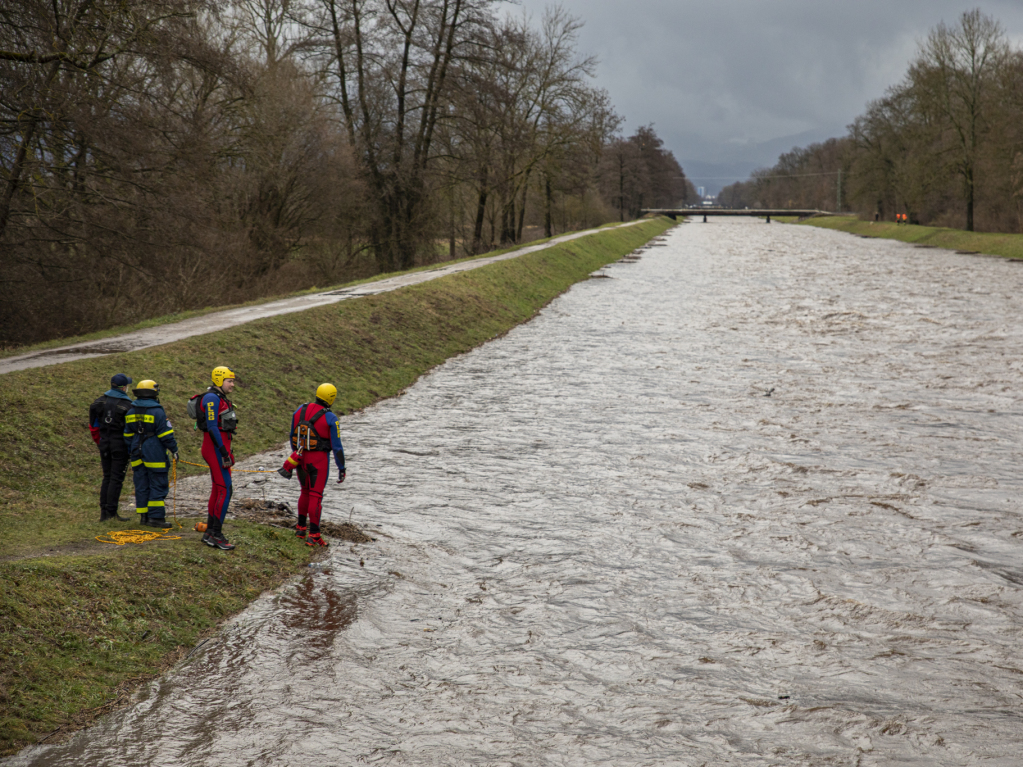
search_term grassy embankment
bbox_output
[0,217,674,755]
[793,215,1023,259]
[0,226,612,361]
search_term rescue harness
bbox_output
[290,404,331,452]
[91,394,132,439]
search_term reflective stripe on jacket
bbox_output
[125,398,178,472]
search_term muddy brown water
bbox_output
[9,218,1023,765]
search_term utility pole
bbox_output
[837,169,842,213]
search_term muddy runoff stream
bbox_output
[11,218,1023,766]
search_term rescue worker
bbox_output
[124,379,178,529]
[89,373,134,521]
[199,366,239,550]
[278,383,346,547]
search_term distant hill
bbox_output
[680,126,846,195]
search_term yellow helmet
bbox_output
[133,379,159,398]
[211,366,236,387]
[315,383,337,406]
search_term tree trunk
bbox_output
[472,165,488,254]
[0,63,60,242]
[448,187,456,259]
[965,166,975,231]
[544,172,553,237]
[516,168,530,241]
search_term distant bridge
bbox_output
[643,208,830,222]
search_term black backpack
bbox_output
[91,395,131,438]
[188,390,238,433]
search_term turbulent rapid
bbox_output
[10,217,1023,766]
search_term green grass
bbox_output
[0,230,573,361]
[0,521,315,751]
[0,216,675,755]
[795,216,1023,259]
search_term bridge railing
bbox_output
[642,208,831,221]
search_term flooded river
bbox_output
[11,218,1023,765]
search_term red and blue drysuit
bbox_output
[124,398,178,521]
[199,388,237,530]
[282,402,345,536]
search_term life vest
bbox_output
[290,404,331,452]
[91,394,132,439]
[188,389,238,433]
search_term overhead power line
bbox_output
[687,171,841,181]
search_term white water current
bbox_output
[9,217,1023,766]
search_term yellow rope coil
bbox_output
[95,529,183,545]
[97,461,184,545]
[97,455,273,545]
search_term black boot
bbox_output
[210,523,235,551]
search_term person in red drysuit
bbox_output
[278,383,346,547]
[198,366,239,550]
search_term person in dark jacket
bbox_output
[89,373,134,521]
[124,379,178,529]
[278,383,346,548]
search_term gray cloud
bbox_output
[510,0,1023,187]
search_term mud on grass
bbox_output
[234,498,375,543]
[0,520,323,756]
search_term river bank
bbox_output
[794,215,1023,259]
[0,217,674,756]
[12,216,1023,765]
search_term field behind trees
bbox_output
[0,0,693,347]
[720,9,1023,235]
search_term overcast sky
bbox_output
[509,0,1023,191]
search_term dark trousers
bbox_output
[132,466,170,520]
[99,440,129,517]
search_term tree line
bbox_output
[720,9,1023,234]
[0,0,693,347]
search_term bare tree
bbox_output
[307,0,493,272]
[908,9,1009,231]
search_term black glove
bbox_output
[337,468,346,484]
